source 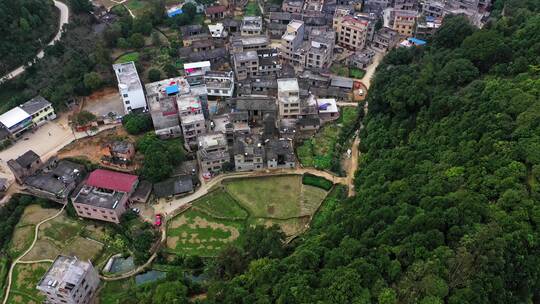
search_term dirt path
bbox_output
[2,205,66,304]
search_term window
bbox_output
[123,94,128,98]
[125,100,130,104]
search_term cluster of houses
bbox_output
[0,96,56,142]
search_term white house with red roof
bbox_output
[71,169,139,223]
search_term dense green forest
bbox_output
[0,0,58,74]
[198,2,540,304]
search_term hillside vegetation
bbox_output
[202,2,540,304]
[0,0,57,74]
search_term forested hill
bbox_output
[204,1,540,304]
[0,0,57,74]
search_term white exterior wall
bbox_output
[119,86,147,114]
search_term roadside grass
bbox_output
[125,0,149,16]
[191,189,248,220]
[302,174,334,191]
[224,175,302,219]
[349,68,366,79]
[115,52,140,63]
[8,262,51,304]
[166,209,243,256]
[99,278,135,304]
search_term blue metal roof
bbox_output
[167,8,183,17]
[166,84,180,95]
[408,37,427,45]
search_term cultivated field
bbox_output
[7,262,51,304]
[21,212,104,263]
[166,175,331,256]
[167,208,243,256]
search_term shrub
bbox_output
[302,174,333,191]
[122,113,153,135]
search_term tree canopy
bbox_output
[200,3,540,304]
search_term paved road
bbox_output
[2,205,66,304]
[0,1,70,83]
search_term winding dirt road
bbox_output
[0,0,70,83]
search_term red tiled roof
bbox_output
[86,169,138,192]
[205,5,226,14]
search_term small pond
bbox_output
[135,270,167,286]
[109,256,135,274]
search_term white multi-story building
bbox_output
[277,78,301,122]
[37,255,100,304]
[112,61,147,114]
[204,71,235,97]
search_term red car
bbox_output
[155,214,162,226]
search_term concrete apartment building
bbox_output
[72,169,138,224]
[146,77,191,138]
[113,61,147,114]
[257,49,281,77]
[277,78,301,122]
[241,16,263,36]
[233,51,259,81]
[175,94,207,148]
[197,132,230,175]
[20,96,56,126]
[234,134,264,171]
[422,0,445,18]
[37,255,100,304]
[230,35,270,53]
[372,26,400,52]
[204,71,235,97]
[280,20,305,67]
[333,9,369,51]
[305,29,335,70]
[392,10,418,36]
[282,0,303,13]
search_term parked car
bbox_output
[131,208,140,214]
[155,214,162,226]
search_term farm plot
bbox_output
[7,262,51,304]
[225,175,302,219]
[167,209,243,256]
[12,207,105,263]
[167,175,332,256]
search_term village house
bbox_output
[205,5,228,20]
[265,138,296,169]
[234,134,264,171]
[8,150,42,184]
[146,77,192,138]
[20,96,57,126]
[333,9,369,51]
[72,169,139,224]
[101,141,135,167]
[113,61,147,114]
[241,16,263,36]
[197,132,230,175]
[37,255,100,304]
[153,175,194,199]
[24,158,86,204]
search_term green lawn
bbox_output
[245,1,261,16]
[115,52,140,63]
[8,262,51,304]
[192,189,248,220]
[349,68,366,79]
[167,209,244,256]
[225,176,302,219]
